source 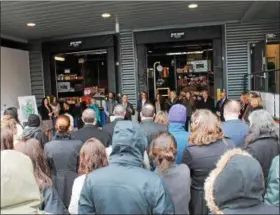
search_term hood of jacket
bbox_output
[22,126,41,138]
[168,123,185,132]
[204,148,264,214]
[110,121,147,167]
[1,150,42,214]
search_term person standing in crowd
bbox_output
[239,92,249,119]
[222,100,248,147]
[196,90,215,112]
[137,91,149,122]
[165,91,178,112]
[4,107,23,136]
[121,94,135,120]
[15,139,68,214]
[264,155,279,207]
[168,104,189,164]
[72,108,111,146]
[69,138,109,214]
[150,132,191,214]
[103,104,126,138]
[215,90,228,121]
[178,91,190,131]
[241,91,258,122]
[244,110,280,187]
[1,115,21,146]
[50,96,61,119]
[1,150,43,214]
[140,103,167,148]
[204,148,279,214]
[89,97,101,126]
[243,94,263,123]
[1,128,14,150]
[104,92,118,120]
[44,115,83,208]
[40,97,53,139]
[154,94,165,113]
[185,91,195,131]
[61,102,74,131]
[181,109,234,215]
[22,114,48,149]
[78,121,175,214]
[155,111,168,125]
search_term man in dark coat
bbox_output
[121,94,135,120]
[139,103,167,148]
[215,91,228,121]
[72,108,111,147]
[196,90,215,112]
[78,121,175,214]
[103,104,126,140]
[137,91,149,122]
[104,92,118,120]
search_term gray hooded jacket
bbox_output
[78,121,175,214]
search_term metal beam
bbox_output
[241,1,267,23]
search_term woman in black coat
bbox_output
[44,115,83,208]
[244,109,280,188]
[181,109,235,215]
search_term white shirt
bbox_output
[68,175,86,214]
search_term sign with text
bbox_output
[170,32,185,39]
[69,40,82,47]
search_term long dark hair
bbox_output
[4,107,22,127]
[15,138,52,191]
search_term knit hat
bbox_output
[168,104,187,124]
[27,114,40,127]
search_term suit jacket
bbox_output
[102,118,124,142]
[216,98,228,121]
[196,97,215,112]
[122,102,135,120]
[72,124,111,147]
[137,100,150,122]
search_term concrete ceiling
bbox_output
[1,1,279,41]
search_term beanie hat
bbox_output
[168,104,187,124]
[27,114,40,127]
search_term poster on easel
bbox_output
[18,96,38,123]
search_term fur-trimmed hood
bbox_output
[204,148,265,214]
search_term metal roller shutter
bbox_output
[29,42,45,105]
[120,31,137,107]
[225,20,280,99]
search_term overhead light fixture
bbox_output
[166,51,203,56]
[148,50,152,53]
[54,56,65,61]
[188,3,198,9]
[27,23,36,27]
[102,13,111,18]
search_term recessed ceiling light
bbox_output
[27,23,36,27]
[102,13,111,18]
[188,4,198,9]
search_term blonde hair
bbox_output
[155,111,168,125]
[1,115,17,135]
[189,109,223,146]
[250,95,263,107]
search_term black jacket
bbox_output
[244,135,280,187]
[215,98,228,121]
[40,105,52,120]
[78,121,175,214]
[196,97,215,112]
[137,100,150,122]
[72,124,111,147]
[165,98,179,112]
[44,133,83,208]
[243,106,263,123]
[204,149,279,214]
[122,102,135,120]
[181,138,235,215]
[22,126,49,148]
[139,119,167,148]
[40,186,69,214]
[102,118,124,140]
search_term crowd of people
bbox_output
[1,89,279,214]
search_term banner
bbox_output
[18,96,38,123]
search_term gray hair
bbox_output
[246,109,279,144]
[141,103,155,118]
[224,100,241,115]
[113,104,126,117]
[82,108,96,124]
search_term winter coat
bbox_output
[181,138,235,215]
[40,186,69,214]
[22,126,49,148]
[196,97,215,112]
[243,105,263,123]
[89,104,101,124]
[215,98,228,121]
[122,102,135,120]
[264,155,280,207]
[72,124,111,146]
[168,123,189,164]
[1,150,42,214]
[104,99,118,117]
[102,118,124,140]
[44,133,83,208]
[204,148,279,214]
[155,164,191,214]
[244,135,280,187]
[140,119,167,148]
[78,121,175,214]
[222,119,248,147]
